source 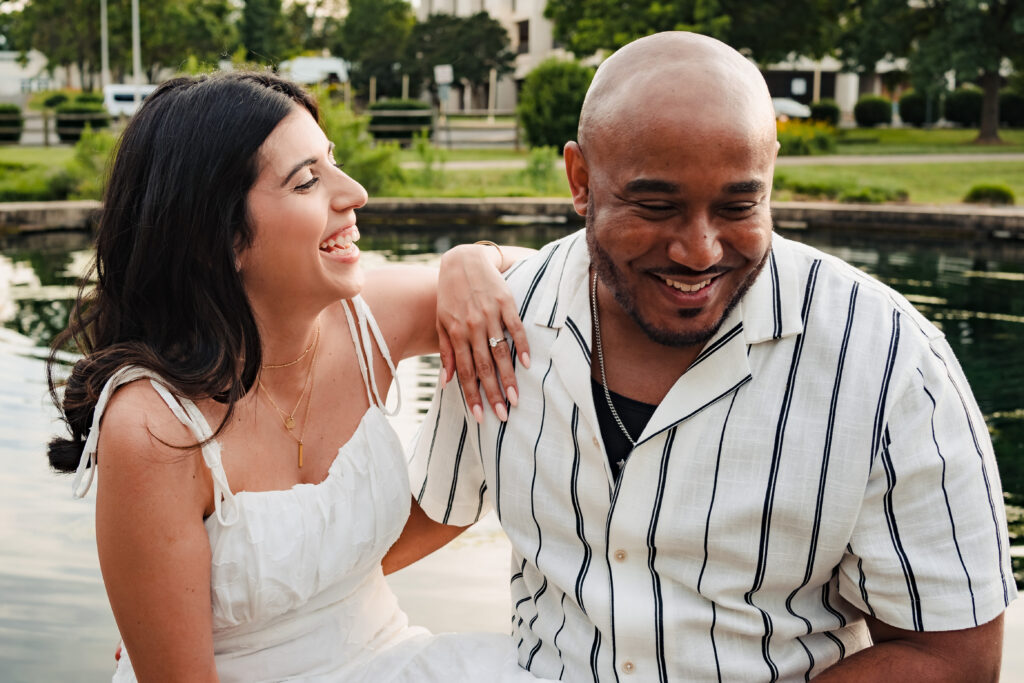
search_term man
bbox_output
[408,32,1016,680]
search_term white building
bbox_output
[0,50,55,102]
[415,1,896,123]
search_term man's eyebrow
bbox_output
[624,178,679,194]
[725,180,765,194]
[281,158,316,187]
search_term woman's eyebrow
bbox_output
[282,158,316,187]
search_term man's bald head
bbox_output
[577,32,776,152]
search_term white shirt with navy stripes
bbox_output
[410,229,1017,682]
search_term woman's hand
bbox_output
[437,242,533,423]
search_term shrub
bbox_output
[898,90,928,127]
[0,103,23,143]
[55,103,110,142]
[517,58,594,150]
[809,99,840,127]
[944,87,983,127]
[777,120,837,156]
[317,93,403,195]
[963,183,1015,205]
[853,95,892,127]
[60,126,118,199]
[1000,89,1024,128]
[411,129,446,188]
[75,91,104,105]
[522,146,559,192]
[41,92,69,109]
[367,99,432,146]
[839,186,908,203]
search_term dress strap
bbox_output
[342,295,401,416]
[71,366,239,526]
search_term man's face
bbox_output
[577,107,777,349]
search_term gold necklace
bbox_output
[258,331,320,467]
[262,324,320,369]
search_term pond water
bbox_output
[0,224,1021,681]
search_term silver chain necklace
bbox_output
[591,271,638,449]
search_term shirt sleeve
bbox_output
[838,333,1018,631]
[408,375,492,527]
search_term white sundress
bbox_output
[72,296,550,682]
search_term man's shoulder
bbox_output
[504,229,588,305]
[775,234,942,344]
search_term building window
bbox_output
[517,20,529,54]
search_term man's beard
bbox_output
[585,198,770,349]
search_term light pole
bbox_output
[131,0,142,107]
[100,0,110,89]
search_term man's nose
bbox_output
[666,214,723,272]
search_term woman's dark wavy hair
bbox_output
[47,70,319,473]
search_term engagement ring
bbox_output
[488,337,507,348]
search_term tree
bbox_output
[841,0,1024,144]
[407,12,515,107]
[332,0,415,99]
[10,0,102,90]
[107,0,236,82]
[239,0,288,64]
[543,0,843,64]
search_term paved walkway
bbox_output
[403,152,1024,171]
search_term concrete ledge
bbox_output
[2,198,1024,242]
[0,199,100,235]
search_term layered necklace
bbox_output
[258,324,321,468]
[591,271,638,450]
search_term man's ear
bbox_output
[563,141,589,217]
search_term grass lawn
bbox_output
[0,145,75,167]
[397,147,528,163]
[390,167,570,198]
[773,160,1024,205]
[836,127,1024,154]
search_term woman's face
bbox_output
[239,106,368,316]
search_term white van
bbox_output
[103,83,159,117]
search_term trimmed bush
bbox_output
[367,99,432,145]
[55,103,110,142]
[777,120,837,156]
[898,91,927,127]
[944,87,983,127]
[853,95,892,127]
[963,183,1015,205]
[0,103,24,142]
[1000,89,1024,128]
[517,58,595,150]
[839,186,908,203]
[809,99,840,127]
[42,92,69,108]
[75,91,104,105]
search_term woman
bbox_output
[47,71,546,681]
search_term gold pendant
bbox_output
[298,441,304,468]
[285,416,296,430]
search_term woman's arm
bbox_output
[362,242,536,421]
[95,383,219,682]
[381,498,468,575]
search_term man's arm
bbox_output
[814,612,1004,681]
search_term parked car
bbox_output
[103,84,158,117]
[772,97,811,119]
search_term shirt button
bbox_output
[592,436,600,448]
[622,660,635,674]
[614,549,627,562]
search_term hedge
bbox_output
[55,102,110,143]
[853,95,892,127]
[367,99,432,145]
[944,87,983,127]
[0,103,23,142]
[809,99,840,127]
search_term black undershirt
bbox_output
[591,379,658,480]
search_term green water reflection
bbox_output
[1,225,1021,588]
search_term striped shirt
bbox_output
[410,230,1017,682]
